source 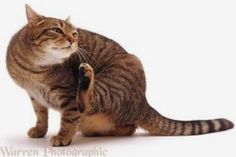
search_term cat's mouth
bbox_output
[52,46,71,50]
[51,43,78,51]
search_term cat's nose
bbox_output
[67,38,75,44]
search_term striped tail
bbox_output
[138,105,234,136]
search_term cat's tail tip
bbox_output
[217,118,234,130]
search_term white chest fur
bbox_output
[27,83,57,109]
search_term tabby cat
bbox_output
[6,5,234,147]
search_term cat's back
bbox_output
[76,28,129,72]
[77,28,127,54]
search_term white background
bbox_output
[0,0,235,157]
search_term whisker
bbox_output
[74,51,82,62]
[80,51,91,64]
[77,47,98,69]
[76,49,88,63]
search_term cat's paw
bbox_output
[79,63,94,90]
[28,127,47,138]
[50,135,72,147]
[79,63,93,79]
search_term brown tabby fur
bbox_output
[6,5,234,146]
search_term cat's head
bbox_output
[25,4,78,65]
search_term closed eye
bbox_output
[51,27,63,34]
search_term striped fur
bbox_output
[6,5,234,146]
[138,106,234,136]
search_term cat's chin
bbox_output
[34,50,73,66]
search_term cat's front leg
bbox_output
[50,106,80,147]
[28,97,48,138]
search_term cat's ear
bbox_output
[65,16,71,22]
[25,4,42,27]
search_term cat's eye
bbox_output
[52,28,63,34]
[72,32,78,37]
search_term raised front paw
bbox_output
[50,135,72,147]
[28,126,47,138]
[79,63,94,90]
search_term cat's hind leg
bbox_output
[77,63,95,112]
[77,63,137,137]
